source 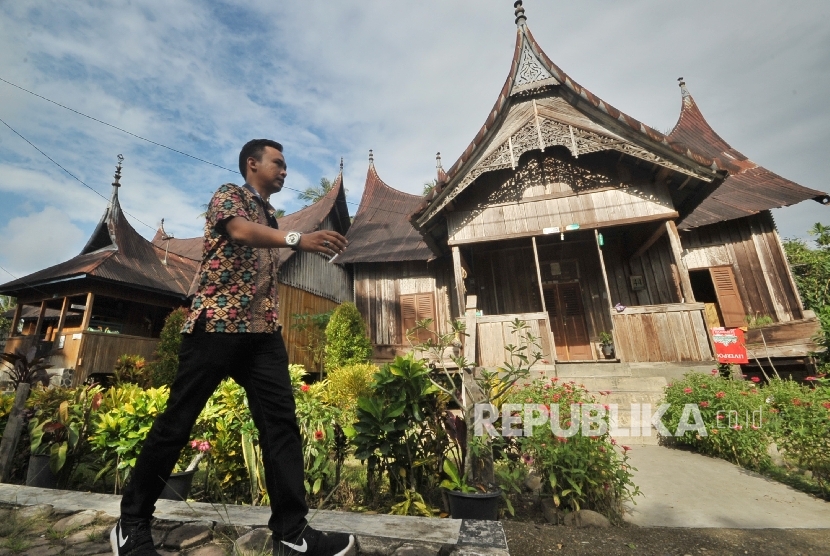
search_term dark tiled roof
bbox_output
[0,189,198,298]
[276,171,350,264]
[670,85,828,229]
[337,162,432,263]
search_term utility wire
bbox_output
[0,116,157,233]
[0,76,421,218]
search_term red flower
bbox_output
[750,376,761,383]
[610,438,617,445]
[683,387,693,394]
[792,398,802,406]
[716,414,725,420]
[699,401,709,408]
[751,425,760,430]
[314,430,325,441]
[805,377,818,381]
[732,425,742,431]
[300,384,310,392]
[822,402,830,410]
[711,369,719,375]
[769,408,780,413]
[622,445,631,452]
[715,391,726,399]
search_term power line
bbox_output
[0,76,419,218]
[0,116,157,233]
[0,263,52,298]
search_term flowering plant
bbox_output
[180,438,210,473]
[505,378,639,522]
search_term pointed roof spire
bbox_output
[514,0,527,27]
[339,156,344,173]
[436,152,443,171]
[678,77,691,99]
[112,154,123,188]
[369,149,374,165]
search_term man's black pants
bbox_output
[120,320,308,537]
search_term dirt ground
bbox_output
[502,519,830,556]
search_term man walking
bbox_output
[111,139,355,556]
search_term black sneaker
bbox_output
[275,526,355,556]
[110,518,161,556]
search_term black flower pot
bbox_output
[26,454,58,489]
[159,469,196,501]
[444,488,502,520]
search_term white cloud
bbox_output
[0,206,85,279]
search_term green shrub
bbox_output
[764,375,830,492]
[507,378,639,522]
[662,370,772,471]
[113,355,150,388]
[150,307,188,387]
[323,363,377,423]
[324,303,372,371]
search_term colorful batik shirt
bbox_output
[181,183,281,334]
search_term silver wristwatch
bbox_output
[285,231,302,250]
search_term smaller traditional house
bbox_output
[336,152,454,361]
[0,159,198,385]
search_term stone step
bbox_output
[578,376,668,393]
[555,362,631,378]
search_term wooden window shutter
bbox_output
[709,266,745,328]
[400,293,436,343]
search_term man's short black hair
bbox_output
[238,139,283,179]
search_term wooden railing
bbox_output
[744,317,823,359]
[75,332,159,385]
[611,303,714,362]
[470,312,556,370]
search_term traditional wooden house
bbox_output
[151,165,352,373]
[0,160,198,385]
[409,2,827,370]
[336,152,454,360]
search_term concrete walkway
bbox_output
[624,444,830,528]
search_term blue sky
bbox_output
[1,0,828,280]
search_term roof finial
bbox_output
[514,0,527,26]
[369,149,374,165]
[112,154,124,188]
[678,77,691,99]
[339,157,344,172]
[436,152,443,170]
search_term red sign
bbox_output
[711,327,749,364]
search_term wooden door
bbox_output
[709,266,745,328]
[544,283,593,361]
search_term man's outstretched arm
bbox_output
[224,216,347,256]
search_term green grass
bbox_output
[2,536,31,553]
[763,466,829,501]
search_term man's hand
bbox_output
[299,230,348,256]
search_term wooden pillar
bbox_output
[53,296,70,346]
[451,246,466,318]
[79,293,95,331]
[33,301,47,339]
[531,237,547,313]
[596,229,617,361]
[594,230,613,311]
[463,295,478,369]
[666,220,696,303]
[9,303,22,337]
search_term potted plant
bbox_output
[27,385,103,488]
[411,318,542,519]
[598,331,615,359]
[160,438,210,501]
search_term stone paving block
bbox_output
[457,520,507,549]
[23,545,63,556]
[448,547,510,556]
[163,521,213,550]
[16,503,53,521]
[190,544,232,556]
[234,527,273,555]
[152,519,183,547]
[63,540,111,555]
[215,523,252,542]
[65,524,110,544]
[392,542,444,556]
[52,509,99,533]
[357,535,405,556]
